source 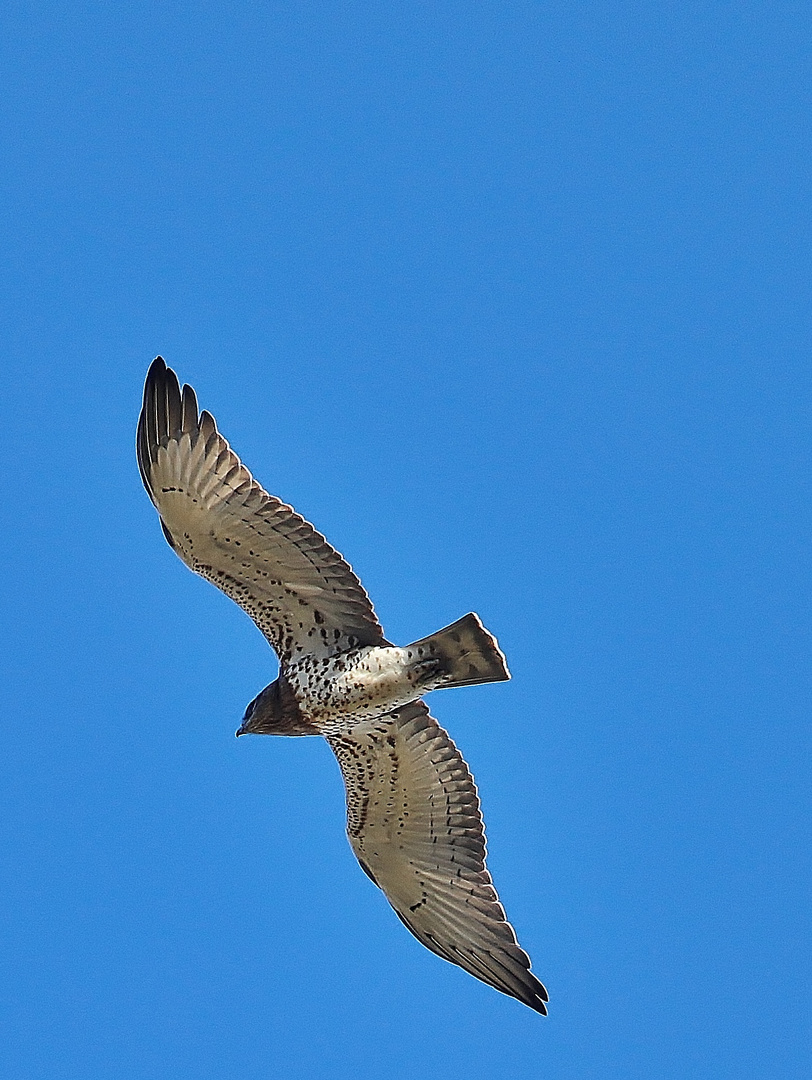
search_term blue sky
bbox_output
[1,2,809,1077]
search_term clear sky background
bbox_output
[1,3,809,1078]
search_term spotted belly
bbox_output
[283,646,441,730]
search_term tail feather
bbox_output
[408,613,510,689]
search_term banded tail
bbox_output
[408,613,510,689]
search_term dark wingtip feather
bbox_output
[137,358,166,497]
[164,364,183,440]
[143,356,168,448]
[522,974,549,1016]
[136,409,151,496]
[198,409,219,450]
[137,356,195,501]
[181,382,199,434]
[147,355,167,380]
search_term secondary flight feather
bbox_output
[137,356,548,1015]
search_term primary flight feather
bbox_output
[137,356,548,1015]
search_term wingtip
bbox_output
[522,972,549,1015]
[138,356,193,498]
[504,968,548,1015]
[142,356,167,398]
[532,982,550,1015]
[142,355,182,405]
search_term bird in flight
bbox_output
[137,357,548,1015]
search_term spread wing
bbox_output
[137,357,387,663]
[327,701,548,1014]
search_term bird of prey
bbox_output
[137,356,548,1015]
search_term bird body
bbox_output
[137,357,548,1016]
[241,612,509,733]
[250,643,447,731]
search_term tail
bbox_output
[408,613,511,689]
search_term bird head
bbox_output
[235,677,316,737]
[236,680,281,736]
